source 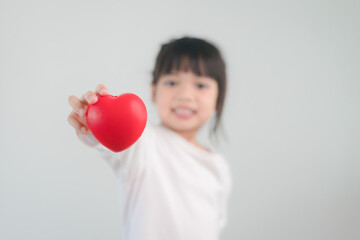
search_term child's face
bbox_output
[152,70,218,138]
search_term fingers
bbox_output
[81,91,98,105]
[67,84,109,135]
[68,95,86,116]
[67,111,90,134]
[95,84,109,95]
[68,85,108,113]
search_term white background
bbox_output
[1,0,359,239]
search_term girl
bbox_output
[67,37,232,240]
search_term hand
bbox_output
[67,84,109,135]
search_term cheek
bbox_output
[199,93,217,115]
[204,82,219,108]
[154,89,172,112]
[207,89,219,110]
[155,89,167,103]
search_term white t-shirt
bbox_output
[78,123,232,240]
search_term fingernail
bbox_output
[100,89,108,95]
[89,96,98,104]
[78,108,85,116]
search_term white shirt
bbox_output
[78,123,232,240]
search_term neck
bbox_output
[176,130,198,144]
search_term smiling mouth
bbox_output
[173,107,195,119]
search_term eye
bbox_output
[196,83,208,89]
[164,80,177,87]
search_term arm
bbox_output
[76,130,129,173]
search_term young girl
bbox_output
[67,37,232,240]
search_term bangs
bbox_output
[161,54,208,77]
[154,38,224,82]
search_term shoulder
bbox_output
[212,153,232,191]
[138,122,161,143]
[142,123,181,147]
[127,122,166,154]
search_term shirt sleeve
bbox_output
[218,162,233,231]
[76,125,150,177]
[76,132,133,175]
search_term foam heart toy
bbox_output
[86,93,147,152]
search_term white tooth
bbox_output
[175,108,193,115]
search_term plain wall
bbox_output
[1,0,359,239]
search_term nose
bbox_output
[176,82,195,102]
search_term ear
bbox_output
[151,83,156,103]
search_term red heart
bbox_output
[86,93,147,152]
